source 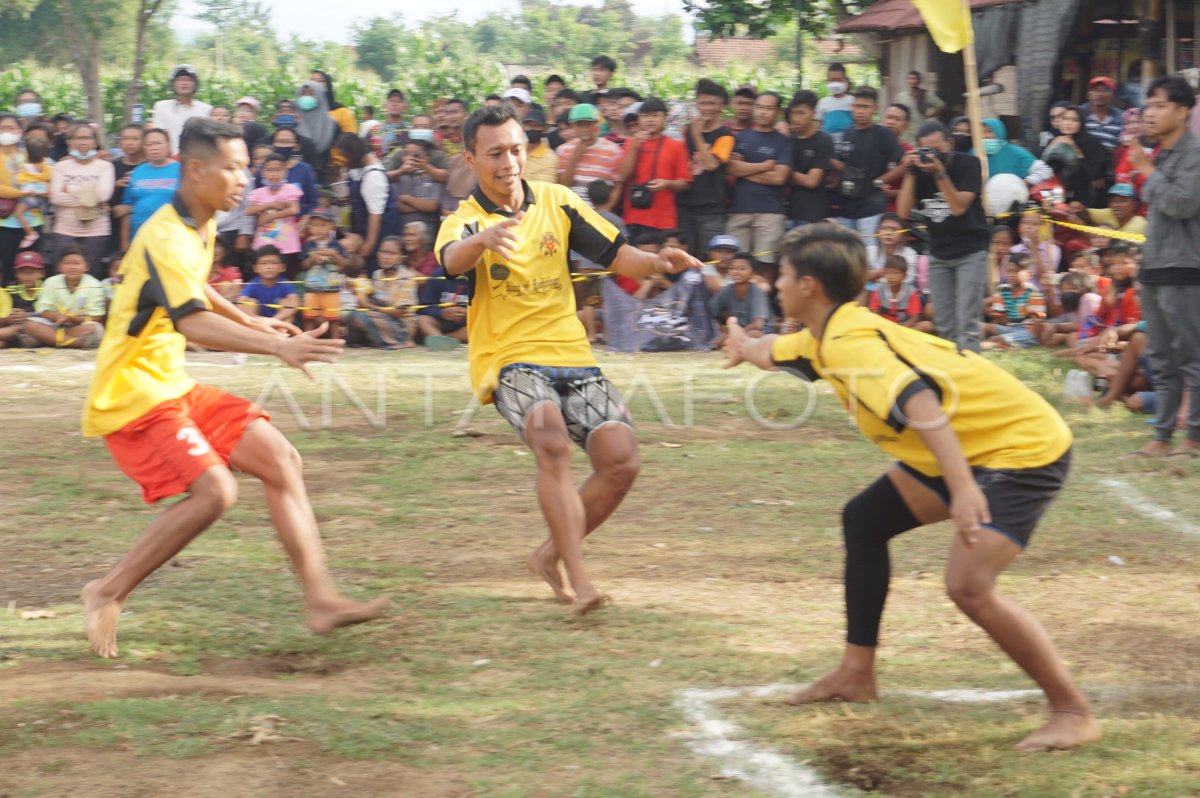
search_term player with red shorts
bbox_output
[80,117,387,658]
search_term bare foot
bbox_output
[82,581,123,659]
[783,668,878,705]
[1015,710,1102,752]
[1121,440,1171,460]
[527,541,573,604]
[570,591,612,616]
[307,595,390,634]
[1166,440,1200,460]
[1095,394,1117,409]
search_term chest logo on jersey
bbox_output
[490,263,510,281]
[539,232,561,257]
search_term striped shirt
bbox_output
[556,138,622,206]
[989,284,1047,324]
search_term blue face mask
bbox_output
[266,179,284,190]
[16,102,42,119]
[297,96,318,112]
[70,148,96,161]
[408,128,434,142]
[275,114,297,128]
[983,138,1004,155]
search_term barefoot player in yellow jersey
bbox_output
[80,118,387,658]
[723,224,1101,752]
[436,105,702,615]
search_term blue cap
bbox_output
[708,234,740,250]
[1108,182,1137,198]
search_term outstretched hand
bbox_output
[480,210,525,261]
[656,246,704,275]
[245,313,300,337]
[273,323,345,380]
[721,318,748,369]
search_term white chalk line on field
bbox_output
[1100,478,1200,537]
[672,684,1045,798]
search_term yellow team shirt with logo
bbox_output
[435,180,625,402]
[770,303,1072,476]
[83,198,215,437]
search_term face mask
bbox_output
[297,96,318,112]
[525,130,542,145]
[16,102,41,119]
[70,148,96,161]
[408,128,434,142]
[266,179,284,190]
[952,134,972,153]
[826,82,847,95]
[0,132,20,147]
[273,146,295,159]
[275,114,296,128]
[983,138,1004,155]
[1061,292,1082,312]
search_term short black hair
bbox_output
[178,117,243,162]
[445,98,468,111]
[1008,251,1033,270]
[253,245,284,262]
[730,251,755,264]
[118,122,145,135]
[777,223,867,304]
[640,97,667,115]
[387,89,406,100]
[511,74,532,90]
[362,104,375,116]
[916,120,950,141]
[908,70,922,81]
[334,131,368,168]
[887,103,911,121]
[591,55,617,72]
[143,127,171,145]
[485,93,503,102]
[52,113,73,124]
[695,78,728,103]
[463,103,520,153]
[23,137,47,162]
[615,88,642,102]
[404,137,434,154]
[555,88,579,103]
[545,74,565,87]
[883,255,908,272]
[632,230,663,247]
[853,86,878,103]
[757,91,783,109]
[789,90,819,111]
[827,63,847,75]
[586,179,612,207]
[1146,75,1197,109]
[878,212,904,230]
[262,152,287,167]
[734,86,757,100]
[58,244,87,264]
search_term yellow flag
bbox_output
[912,0,974,53]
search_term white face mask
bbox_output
[0,132,20,147]
[827,82,848,95]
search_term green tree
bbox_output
[351,14,405,81]
[683,0,869,38]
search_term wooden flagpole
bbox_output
[961,0,989,186]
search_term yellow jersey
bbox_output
[83,196,215,437]
[435,180,625,401]
[770,303,1072,475]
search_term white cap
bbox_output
[503,88,532,105]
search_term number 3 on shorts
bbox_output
[176,427,212,457]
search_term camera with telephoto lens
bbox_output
[918,147,938,164]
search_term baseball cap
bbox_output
[235,96,260,112]
[1088,76,1116,90]
[172,64,198,81]
[14,251,45,270]
[708,235,740,251]
[568,103,599,122]
[309,208,334,221]
[524,107,547,126]
[503,88,532,105]
[1108,182,1137,198]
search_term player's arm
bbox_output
[609,244,702,279]
[204,283,301,335]
[902,388,990,544]
[176,309,338,378]
[721,318,779,370]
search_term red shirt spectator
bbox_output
[620,111,691,231]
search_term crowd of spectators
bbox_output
[0,58,1197,450]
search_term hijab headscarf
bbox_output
[978,117,1036,179]
[296,80,337,154]
[311,70,344,110]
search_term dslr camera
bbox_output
[918,147,939,164]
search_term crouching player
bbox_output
[722,224,1100,752]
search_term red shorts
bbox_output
[105,384,269,504]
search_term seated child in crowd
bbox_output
[14,139,52,248]
[25,246,106,348]
[238,245,298,324]
[0,251,45,349]
[709,252,769,345]
[865,213,918,287]
[100,251,124,312]
[367,235,417,349]
[416,266,469,350]
[1040,271,1102,348]
[982,253,1046,348]
[207,238,243,301]
[700,233,739,295]
[299,209,346,338]
[868,255,934,333]
[986,224,1015,292]
[246,154,304,274]
[1010,210,1061,287]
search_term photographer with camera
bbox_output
[828,87,906,238]
[898,121,991,352]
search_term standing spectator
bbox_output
[109,125,145,255]
[265,127,319,217]
[295,81,338,183]
[677,79,734,256]
[980,118,1053,186]
[898,121,991,351]
[729,86,756,134]
[816,63,854,135]
[0,113,36,284]
[117,128,178,250]
[618,98,691,239]
[310,70,357,134]
[14,89,45,130]
[439,99,468,159]
[1112,108,1154,192]
[788,90,834,227]
[1125,75,1200,458]
[234,97,267,152]
[246,154,304,274]
[381,89,409,156]
[391,139,444,237]
[881,103,914,207]
[390,117,448,183]
[1081,76,1123,151]
[1039,101,1073,149]
[502,88,533,121]
[893,71,945,125]
[543,75,566,108]
[830,88,904,238]
[725,91,793,263]
[522,108,559,183]
[11,139,51,251]
[49,123,115,277]
[150,65,212,154]
[582,55,616,104]
[209,107,231,124]
[1042,107,1110,207]
[335,132,402,266]
[558,104,622,209]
